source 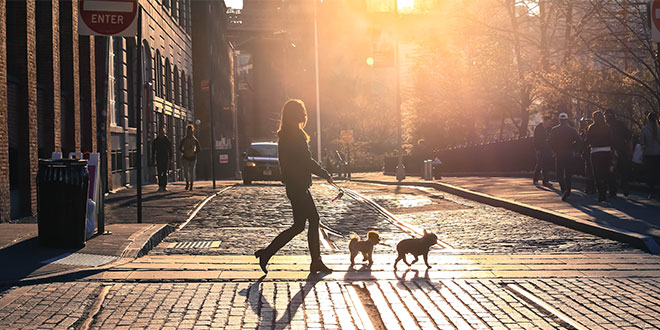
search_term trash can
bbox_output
[37,159,89,248]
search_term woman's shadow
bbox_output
[239,273,328,329]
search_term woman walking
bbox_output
[585,111,613,202]
[255,99,334,274]
[180,124,200,191]
[641,112,660,199]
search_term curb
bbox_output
[353,179,660,254]
[120,224,175,259]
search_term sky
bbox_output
[224,0,243,10]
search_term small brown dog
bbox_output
[394,230,437,269]
[349,231,380,266]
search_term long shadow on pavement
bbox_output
[239,273,327,329]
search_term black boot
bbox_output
[310,260,333,274]
[255,249,272,274]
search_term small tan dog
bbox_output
[349,231,380,266]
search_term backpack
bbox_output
[182,138,197,158]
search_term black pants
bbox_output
[591,151,612,199]
[644,155,660,195]
[533,150,551,182]
[611,151,631,195]
[156,161,168,189]
[583,154,595,192]
[264,187,321,262]
[555,155,573,193]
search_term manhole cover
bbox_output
[166,241,221,249]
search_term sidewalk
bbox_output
[352,173,660,252]
[0,180,234,284]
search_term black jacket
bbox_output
[608,119,632,154]
[533,123,549,151]
[586,123,612,149]
[152,136,172,164]
[549,123,580,157]
[278,129,330,190]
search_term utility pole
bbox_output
[394,0,405,182]
[313,0,322,159]
[136,8,143,223]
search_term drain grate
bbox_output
[166,241,221,249]
[41,253,118,267]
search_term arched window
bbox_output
[142,41,152,92]
[165,59,172,101]
[173,66,180,105]
[155,50,162,97]
[181,73,187,108]
[187,77,193,112]
[163,0,169,10]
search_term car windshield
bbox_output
[247,145,278,158]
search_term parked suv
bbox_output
[242,142,281,185]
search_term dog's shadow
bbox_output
[238,273,327,330]
[394,268,430,290]
[344,263,376,281]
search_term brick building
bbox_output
[0,0,99,221]
[0,0,194,222]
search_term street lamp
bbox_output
[393,0,405,182]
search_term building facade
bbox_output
[0,0,194,222]
[107,0,194,190]
[0,0,99,221]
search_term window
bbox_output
[113,37,123,126]
[165,59,172,101]
[128,149,138,169]
[174,67,180,105]
[111,149,124,173]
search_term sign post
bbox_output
[340,130,353,179]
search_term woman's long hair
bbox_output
[589,111,605,129]
[648,112,658,140]
[185,124,194,138]
[277,99,310,142]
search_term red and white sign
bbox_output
[78,0,138,36]
[340,130,354,143]
[652,0,660,42]
[219,154,229,164]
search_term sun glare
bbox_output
[398,0,414,12]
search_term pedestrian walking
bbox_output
[641,112,660,199]
[585,111,613,202]
[152,127,172,192]
[533,114,553,187]
[255,99,334,274]
[605,109,632,197]
[549,112,581,201]
[179,124,201,191]
[579,117,595,194]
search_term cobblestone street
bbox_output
[2,180,660,329]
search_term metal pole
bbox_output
[233,51,241,179]
[209,80,216,190]
[313,0,322,159]
[136,8,143,223]
[394,0,405,181]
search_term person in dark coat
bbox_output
[579,117,595,194]
[255,99,334,274]
[533,114,553,187]
[152,127,172,192]
[604,109,632,197]
[549,112,581,201]
[585,111,613,202]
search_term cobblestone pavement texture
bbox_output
[153,181,633,256]
[342,182,634,254]
[1,180,655,329]
[5,277,660,329]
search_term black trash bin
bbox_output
[37,159,89,248]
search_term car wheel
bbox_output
[243,178,252,185]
